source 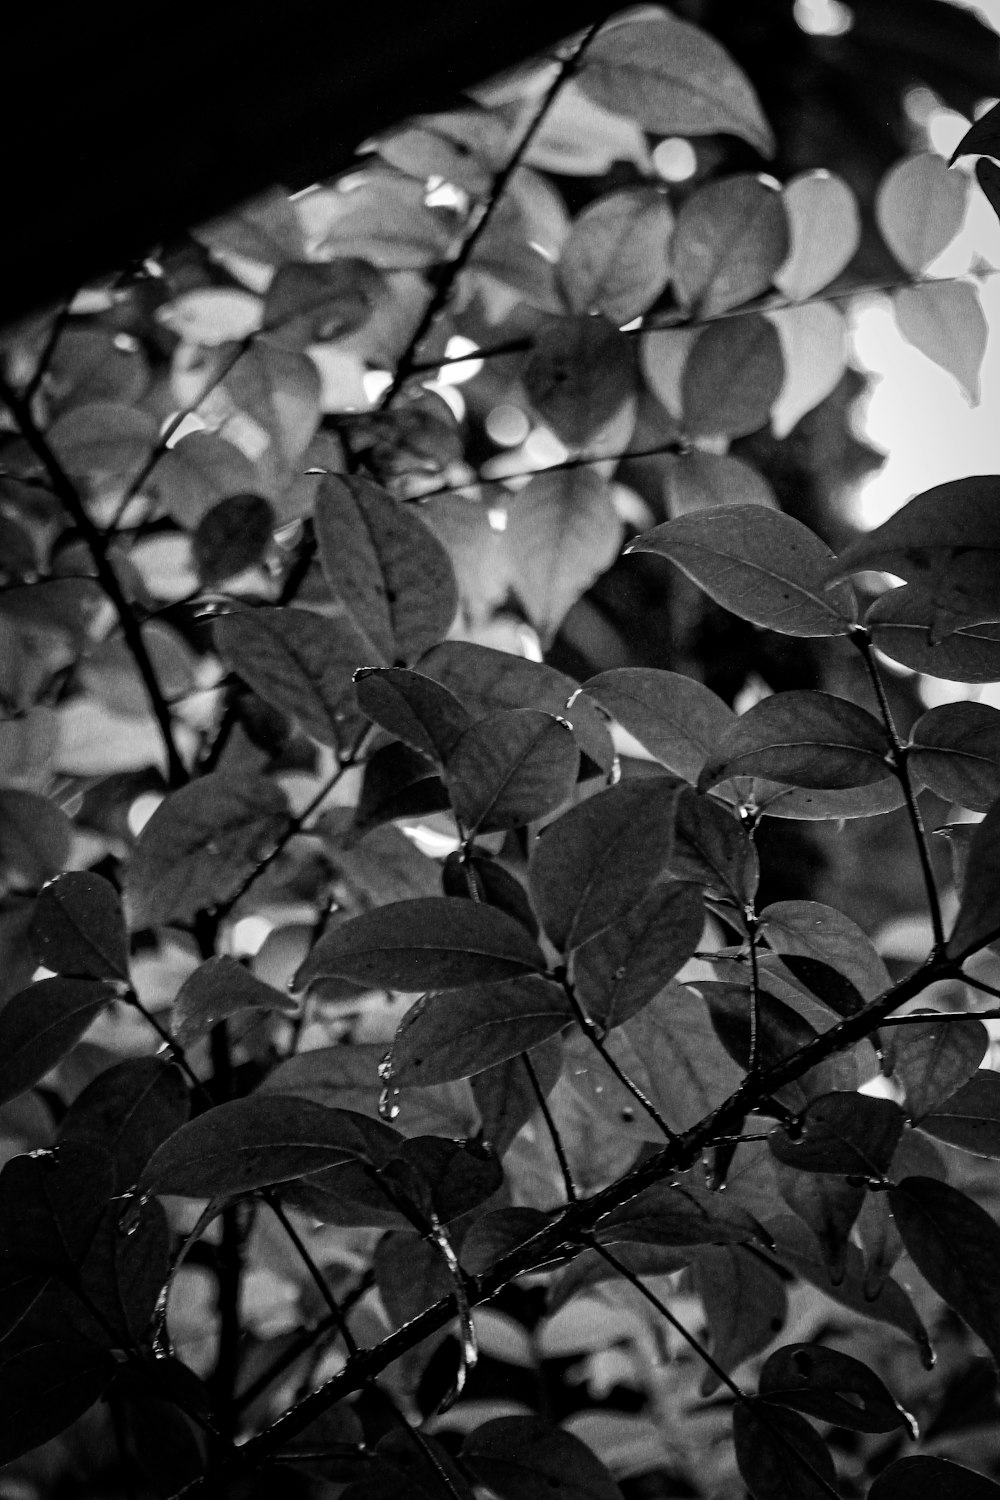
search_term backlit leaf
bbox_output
[557,188,673,324]
[30,871,128,980]
[870,1456,1000,1499]
[699,691,892,792]
[146,431,260,527]
[354,666,472,763]
[663,450,778,516]
[908,702,1000,811]
[521,317,634,448]
[919,1070,1000,1157]
[297,897,547,992]
[627,506,856,637]
[758,1343,912,1434]
[947,802,1000,957]
[47,402,157,486]
[445,709,579,833]
[876,154,967,274]
[894,280,987,404]
[263,258,382,344]
[0,978,114,1108]
[385,976,572,1086]
[889,1017,988,1123]
[124,773,289,929]
[571,880,705,1030]
[771,1092,904,1175]
[681,315,784,438]
[768,302,846,439]
[775,170,860,299]
[463,1414,623,1500]
[672,176,787,316]
[584,668,735,784]
[868,586,1000,682]
[732,1400,838,1500]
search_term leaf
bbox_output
[0,790,73,888]
[503,470,624,643]
[976,157,1000,224]
[670,788,759,909]
[214,606,372,749]
[79,1195,170,1346]
[30,871,128,980]
[760,900,891,1001]
[172,955,295,1047]
[354,667,472,763]
[462,1414,623,1500]
[681,315,784,439]
[0,1337,115,1466]
[352,742,450,839]
[58,1058,190,1190]
[548,1242,689,1310]
[699,691,892,792]
[0,978,114,1108]
[597,1180,767,1249]
[693,1245,788,1389]
[672,176,787,317]
[47,402,158,485]
[919,1071,1000,1157]
[192,494,275,584]
[145,431,260,526]
[139,1095,400,1200]
[571,880,705,1030]
[522,317,634,449]
[700,984,842,1109]
[768,302,846,439]
[444,850,540,938]
[296,897,548,993]
[374,1230,451,1330]
[312,170,454,269]
[732,1400,838,1500]
[775,171,860,300]
[894,280,987,403]
[775,956,865,1018]
[583,668,735,783]
[528,777,682,951]
[627,506,856,637]
[759,1342,912,1434]
[314,473,458,663]
[385,976,572,1086]
[579,13,773,155]
[445,709,579,833]
[890,1175,1000,1367]
[263,258,382,343]
[774,1162,865,1281]
[867,586,1000,682]
[952,98,1000,163]
[831,476,1000,640]
[870,1456,1000,1499]
[222,339,321,481]
[123,772,289,930]
[471,1037,563,1156]
[947,802,1000,957]
[908,702,1000,811]
[771,1093,904,1175]
[876,154,967,274]
[663,451,778,517]
[194,187,305,265]
[557,188,673,324]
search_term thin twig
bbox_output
[414,438,684,503]
[524,1052,578,1202]
[124,990,212,1104]
[265,1195,359,1358]
[879,1005,1000,1025]
[561,977,678,1143]
[23,294,76,402]
[962,973,1000,1002]
[746,910,762,1075]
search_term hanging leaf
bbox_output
[699,691,892,792]
[385,976,572,1086]
[831,477,1000,641]
[774,1162,865,1281]
[758,1343,913,1434]
[0,978,115,1109]
[444,849,540,938]
[894,281,987,404]
[352,741,450,839]
[557,188,673,324]
[314,473,458,663]
[521,317,634,448]
[908,702,1000,812]
[571,880,705,1030]
[503,470,624,644]
[171,955,295,1046]
[548,1242,691,1311]
[192,494,275,584]
[768,303,846,439]
[947,802,1000,958]
[876,154,967,273]
[919,1071,1000,1157]
[732,1400,838,1500]
[672,175,787,316]
[681,316,784,439]
[139,1095,400,1200]
[870,1456,1000,1499]
[444,709,579,833]
[775,170,860,300]
[0,790,74,889]
[597,1180,767,1249]
[78,1194,170,1346]
[528,777,682,951]
[263,258,382,344]
[759,900,891,1001]
[771,1092,904,1175]
[58,1058,190,1191]
[354,667,472,763]
[579,12,773,154]
[0,1338,115,1467]
[664,450,778,517]
[145,431,261,527]
[30,872,128,980]
[888,1017,988,1124]
[867,586,1000,682]
[471,1037,563,1156]
[584,668,735,784]
[123,773,289,930]
[670,789,759,909]
[693,1246,788,1389]
[296,897,547,993]
[889,1175,1000,1368]
[462,1414,623,1500]
[214,606,372,749]
[374,1230,452,1330]
[628,507,856,637]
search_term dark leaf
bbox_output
[374,1229,451,1329]
[522,316,634,448]
[445,709,579,833]
[471,1037,563,1156]
[264,258,382,342]
[172,955,295,1046]
[870,1456,1000,1499]
[771,1093,904,1176]
[79,1195,170,1346]
[672,176,788,317]
[777,955,865,1018]
[774,1162,865,1282]
[953,98,1000,162]
[681,316,784,439]
[58,1058,190,1191]
[571,880,705,1030]
[976,157,1000,225]
[888,1017,988,1122]
[947,802,1000,957]
[760,900,891,1001]
[548,1242,690,1311]
[297,897,547,993]
[919,1070,1000,1157]
[463,1415,623,1500]
[528,777,682,951]
[30,872,128,981]
[627,507,856,637]
[343,1430,475,1500]
[139,1095,400,1200]
[693,1245,787,1389]
[124,772,289,930]
[663,449,778,515]
[0,977,114,1109]
[0,789,74,889]
[388,1135,503,1222]
[557,187,673,324]
[909,702,1000,811]
[0,1337,115,1465]
[385,976,572,1086]
[314,473,458,663]
[192,494,275,584]
[699,691,892,792]
[699,981,853,1109]
[732,1400,838,1500]
[352,741,451,838]
[354,666,472,763]
[444,851,540,939]
[597,1180,767,1248]
[578,12,773,154]
[759,1342,913,1434]
[214,606,371,749]
[119,1391,206,1497]
[461,1207,558,1277]
[584,668,735,784]
[145,430,261,527]
[670,788,758,908]
[867,585,1000,682]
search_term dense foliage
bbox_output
[5,6,1000,1497]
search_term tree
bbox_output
[4,6,1000,1497]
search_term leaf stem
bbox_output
[746,909,762,1075]
[265,1195,359,1357]
[523,1052,578,1202]
[413,438,684,503]
[560,976,678,1144]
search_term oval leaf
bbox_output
[462,1414,623,1500]
[775,170,860,300]
[445,709,579,833]
[894,280,987,404]
[584,668,735,784]
[909,702,1000,811]
[681,315,784,439]
[759,1342,912,1434]
[386,976,572,1086]
[919,1071,1000,1158]
[889,1019,988,1123]
[192,494,275,584]
[571,880,705,1030]
[868,586,1000,682]
[870,1456,1000,1499]
[732,1400,838,1500]
[0,978,114,1108]
[521,317,634,449]
[768,302,846,439]
[354,666,472,763]
[30,872,128,980]
[557,187,673,324]
[876,154,967,274]
[771,1092,905,1175]
[172,955,295,1047]
[948,801,1000,958]
[699,691,892,792]
[672,175,787,316]
[597,1180,766,1249]
[760,900,891,1001]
